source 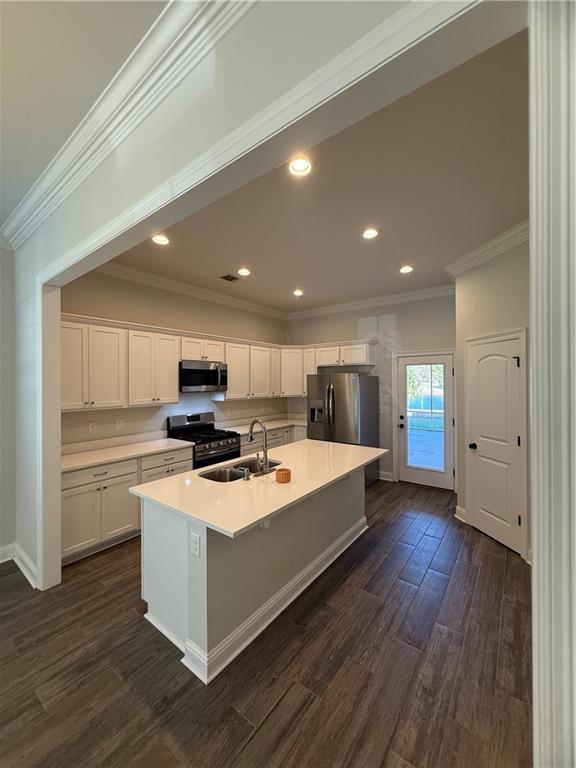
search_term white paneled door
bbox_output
[397,355,454,489]
[466,332,527,556]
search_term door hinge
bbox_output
[452,418,455,427]
[513,355,520,367]
[452,367,454,376]
[452,468,456,477]
[517,435,521,447]
[518,515,522,526]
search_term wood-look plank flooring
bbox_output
[0,482,532,767]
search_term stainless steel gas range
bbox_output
[167,411,241,468]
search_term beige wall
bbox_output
[287,294,456,475]
[0,248,15,547]
[61,271,287,344]
[455,242,529,509]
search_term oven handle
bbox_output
[195,445,240,459]
[216,364,222,390]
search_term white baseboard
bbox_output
[145,612,185,653]
[14,544,37,588]
[454,505,467,523]
[0,543,15,563]
[182,518,368,684]
[378,471,395,482]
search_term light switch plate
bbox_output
[190,532,201,558]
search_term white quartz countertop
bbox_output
[130,439,387,538]
[230,419,306,437]
[61,438,192,473]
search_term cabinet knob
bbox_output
[91,401,95,405]
[84,401,89,405]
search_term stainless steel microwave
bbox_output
[179,360,228,393]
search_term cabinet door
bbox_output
[128,331,155,405]
[88,325,127,408]
[281,349,304,396]
[293,425,308,441]
[181,337,204,360]
[62,483,101,557]
[340,344,370,364]
[154,334,180,403]
[270,348,281,397]
[141,466,173,483]
[226,343,250,399]
[250,346,271,398]
[100,473,140,542]
[61,322,88,411]
[303,348,316,395]
[204,340,225,362]
[315,346,341,366]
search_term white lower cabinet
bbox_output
[100,473,140,542]
[62,482,101,558]
[293,425,307,441]
[141,459,192,483]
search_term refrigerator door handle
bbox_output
[329,382,335,437]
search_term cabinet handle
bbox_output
[93,471,108,477]
[163,456,175,462]
[84,401,89,406]
[91,401,95,405]
[102,485,107,490]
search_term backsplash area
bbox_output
[61,395,295,453]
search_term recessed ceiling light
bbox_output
[293,288,304,297]
[152,234,170,246]
[400,265,414,274]
[288,157,312,176]
[362,227,379,240]
[237,267,251,277]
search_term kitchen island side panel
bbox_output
[205,469,366,649]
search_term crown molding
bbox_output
[1,0,255,250]
[96,262,455,322]
[96,262,289,320]
[4,0,481,252]
[288,285,455,320]
[444,219,529,278]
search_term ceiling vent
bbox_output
[220,274,239,282]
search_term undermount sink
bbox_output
[199,458,282,482]
[199,467,246,483]
[233,458,281,475]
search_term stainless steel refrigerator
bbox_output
[307,373,380,486]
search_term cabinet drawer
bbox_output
[62,459,138,490]
[267,429,286,441]
[141,459,193,483]
[140,448,193,471]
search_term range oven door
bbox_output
[193,444,241,469]
[179,360,227,393]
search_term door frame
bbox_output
[392,348,456,486]
[464,328,528,560]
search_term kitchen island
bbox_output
[130,439,387,683]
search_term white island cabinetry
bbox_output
[131,440,386,684]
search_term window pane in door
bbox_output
[406,363,445,471]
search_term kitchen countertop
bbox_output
[130,439,386,538]
[231,418,306,437]
[61,438,192,473]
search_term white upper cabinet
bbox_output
[128,331,179,406]
[281,348,304,396]
[88,326,127,408]
[226,343,250,399]
[62,322,88,410]
[61,322,126,411]
[154,334,180,403]
[303,348,316,395]
[340,343,374,365]
[314,343,375,366]
[270,348,281,397]
[315,346,340,367]
[250,346,271,398]
[181,337,225,362]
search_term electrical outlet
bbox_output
[88,421,96,434]
[116,419,124,430]
[190,532,201,558]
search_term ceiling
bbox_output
[0,1,165,224]
[114,30,528,314]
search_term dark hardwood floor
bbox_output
[0,481,532,767]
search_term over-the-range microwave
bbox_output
[179,360,228,393]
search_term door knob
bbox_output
[469,442,478,450]
[397,423,405,429]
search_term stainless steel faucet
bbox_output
[248,419,269,472]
